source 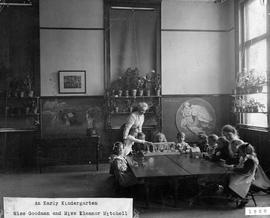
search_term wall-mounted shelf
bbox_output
[232,92,268,96]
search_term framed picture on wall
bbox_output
[58,70,86,94]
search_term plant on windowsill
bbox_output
[236,69,267,94]
[233,97,266,113]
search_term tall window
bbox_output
[236,0,269,128]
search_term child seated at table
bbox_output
[110,141,138,187]
[197,133,208,152]
[176,131,191,153]
[189,143,201,158]
[211,136,233,163]
[132,132,148,154]
[206,134,218,156]
[152,132,168,151]
[124,127,150,156]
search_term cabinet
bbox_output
[0,93,40,171]
[0,93,40,130]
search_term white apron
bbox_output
[229,155,258,198]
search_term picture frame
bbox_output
[58,70,86,94]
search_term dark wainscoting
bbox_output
[0,130,38,171]
[162,94,233,142]
[238,128,270,176]
[40,96,110,164]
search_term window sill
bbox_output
[237,124,269,132]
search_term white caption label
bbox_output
[245,207,270,216]
[4,197,133,218]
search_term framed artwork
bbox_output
[58,70,86,94]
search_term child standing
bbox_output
[176,132,191,153]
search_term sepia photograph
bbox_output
[0,0,270,217]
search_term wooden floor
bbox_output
[0,164,270,218]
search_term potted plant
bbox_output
[137,77,145,96]
[152,69,161,96]
[24,73,34,97]
[110,76,124,97]
[144,74,152,96]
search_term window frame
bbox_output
[236,0,270,130]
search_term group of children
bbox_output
[109,125,270,207]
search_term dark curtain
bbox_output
[110,9,158,81]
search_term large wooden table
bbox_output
[126,153,230,207]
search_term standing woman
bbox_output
[120,102,149,142]
[221,124,244,157]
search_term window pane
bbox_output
[246,39,267,73]
[245,0,267,41]
[242,113,268,127]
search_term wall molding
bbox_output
[161,27,234,33]
[40,27,104,31]
[40,95,103,99]
[162,94,232,98]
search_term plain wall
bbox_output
[161,0,235,94]
[40,0,235,96]
[40,0,104,96]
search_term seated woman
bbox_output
[110,142,138,187]
[227,143,259,207]
[222,124,244,164]
[211,136,233,164]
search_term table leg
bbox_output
[96,141,99,171]
[173,178,179,207]
[144,180,150,208]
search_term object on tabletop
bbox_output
[86,107,101,136]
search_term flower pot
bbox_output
[146,89,151,96]
[28,90,34,97]
[20,91,25,98]
[118,90,122,97]
[25,107,30,115]
[138,89,144,96]
[257,86,263,93]
[156,89,160,96]
[125,90,129,97]
[132,89,137,97]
